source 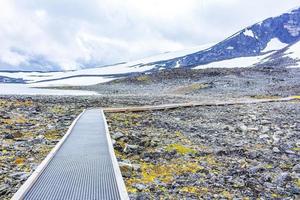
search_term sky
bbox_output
[0,0,299,71]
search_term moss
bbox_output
[166,143,196,155]
[222,190,233,199]
[126,187,138,193]
[109,113,142,127]
[136,75,151,83]
[2,116,27,125]
[172,83,209,94]
[291,95,300,99]
[132,161,204,184]
[15,157,25,165]
[291,147,300,151]
[295,178,300,188]
[179,186,209,194]
[44,130,61,140]
[251,95,280,99]
[264,164,273,169]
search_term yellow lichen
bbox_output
[15,157,25,165]
[179,186,209,194]
[292,147,300,151]
[137,162,203,184]
[136,75,151,82]
[295,178,300,188]
[222,190,233,199]
[44,130,61,140]
[171,83,209,94]
[291,95,300,99]
[166,144,196,155]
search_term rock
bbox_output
[12,132,23,138]
[124,144,139,153]
[136,193,151,200]
[261,126,269,134]
[0,184,9,195]
[248,164,265,174]
[272,147,280,153]
[9,172,29,180]
[292,164,300,173]
[285,150,296,154]
[232,178,245,188]
[237,124,248,132]
[259,134,269,139]
[275,172,292,186]
[134,183,147,191]
[263,182,274,189]
[118,162,134,178]
[112,132,124,140]
[132,164,141,172]
[289,186,300,195]
[3,133,14,139]
[224,125,235,132]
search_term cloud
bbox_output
[0,0,299,70]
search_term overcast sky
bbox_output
[0,0,299,70]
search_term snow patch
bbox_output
[0,83,97,95]
[174,61,180,68]
[261,38,288,52]
[194,54,271,69]
[31,76,115,87]
[285,41,300,67]
[243,29,255,38]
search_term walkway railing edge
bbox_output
[101,109,129,200]
[11,109,86,200]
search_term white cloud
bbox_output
[0,0,299,70]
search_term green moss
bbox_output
[179,186,209,194]
[44,130,61,140]
[222,190,233,199]
[292,147,300,151]
[166,143,196,155]
[136,75,151,83]
[295,178,300,188]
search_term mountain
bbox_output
[0,7,299,86]
[148,7,300,69]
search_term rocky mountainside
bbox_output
[148,7,300,69]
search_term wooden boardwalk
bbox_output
[12,109,128,200]
[103,96,298,113]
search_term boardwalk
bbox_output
[12,109,128,200]
[103,96,298,113]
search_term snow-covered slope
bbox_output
[285,41,300,64]
[1,7,300,87]
[261,38,288,53]
[194,53,272,69]
[0,43,215,86]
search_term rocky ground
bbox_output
[79,66,300,100]
[0,66,299,199]
[0,97,84,199]
[106,100,300,199]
